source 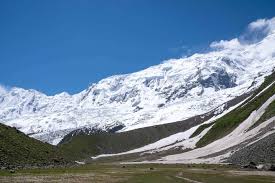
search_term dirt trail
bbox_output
[175,172,204,183]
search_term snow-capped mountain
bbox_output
[1,18,275,145]
[91,76,275,164]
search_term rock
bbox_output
[9,169,15,174]
[157,104,165,108]
[241,162,257,169]
[256,164,275,171]
[149,167,154,170]
[227,130,275,166]
[256,164,264,170]
[52,158,60,163]
[269,165,275,171]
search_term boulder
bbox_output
[256,164,275,171]
[241,162,257,169]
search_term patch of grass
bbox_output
[196,73,275,148]
[248,100,275,131]
[190,122,214,138]
[125,171,183,183]
[257,99,275,122]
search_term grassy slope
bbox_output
[0,123,68,167]
[190,122,214,138]
[196,72,275,148]
[248,99,275,130]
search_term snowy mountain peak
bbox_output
[1,17,275,145]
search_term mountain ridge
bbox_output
[1,18,275,145]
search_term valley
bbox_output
[1,164,275,183]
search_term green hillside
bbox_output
[0,123,68,167]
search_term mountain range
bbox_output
[0,17,275,166]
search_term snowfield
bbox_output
[0,17,275,144]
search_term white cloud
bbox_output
[0,84,8,95]
[248,17,275,34]
[210,38,241,50]
[249,19,268,30]
[210,17,275,51]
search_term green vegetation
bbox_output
[0,123,68,166]
[196,73,275,148]
[258,100,275,123]
[0,164,274,183]
[190,122,214,138]
[248,100,275,131]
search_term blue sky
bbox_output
[0,0,275,95]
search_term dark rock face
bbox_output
[62,123,126,137]
[133,106,143,112]
[158,103,165,108]
[68,127,105,136]
[200,69,237,90]
[164,69,237,102]
[109,88,140,103]
[107,125,125,133]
